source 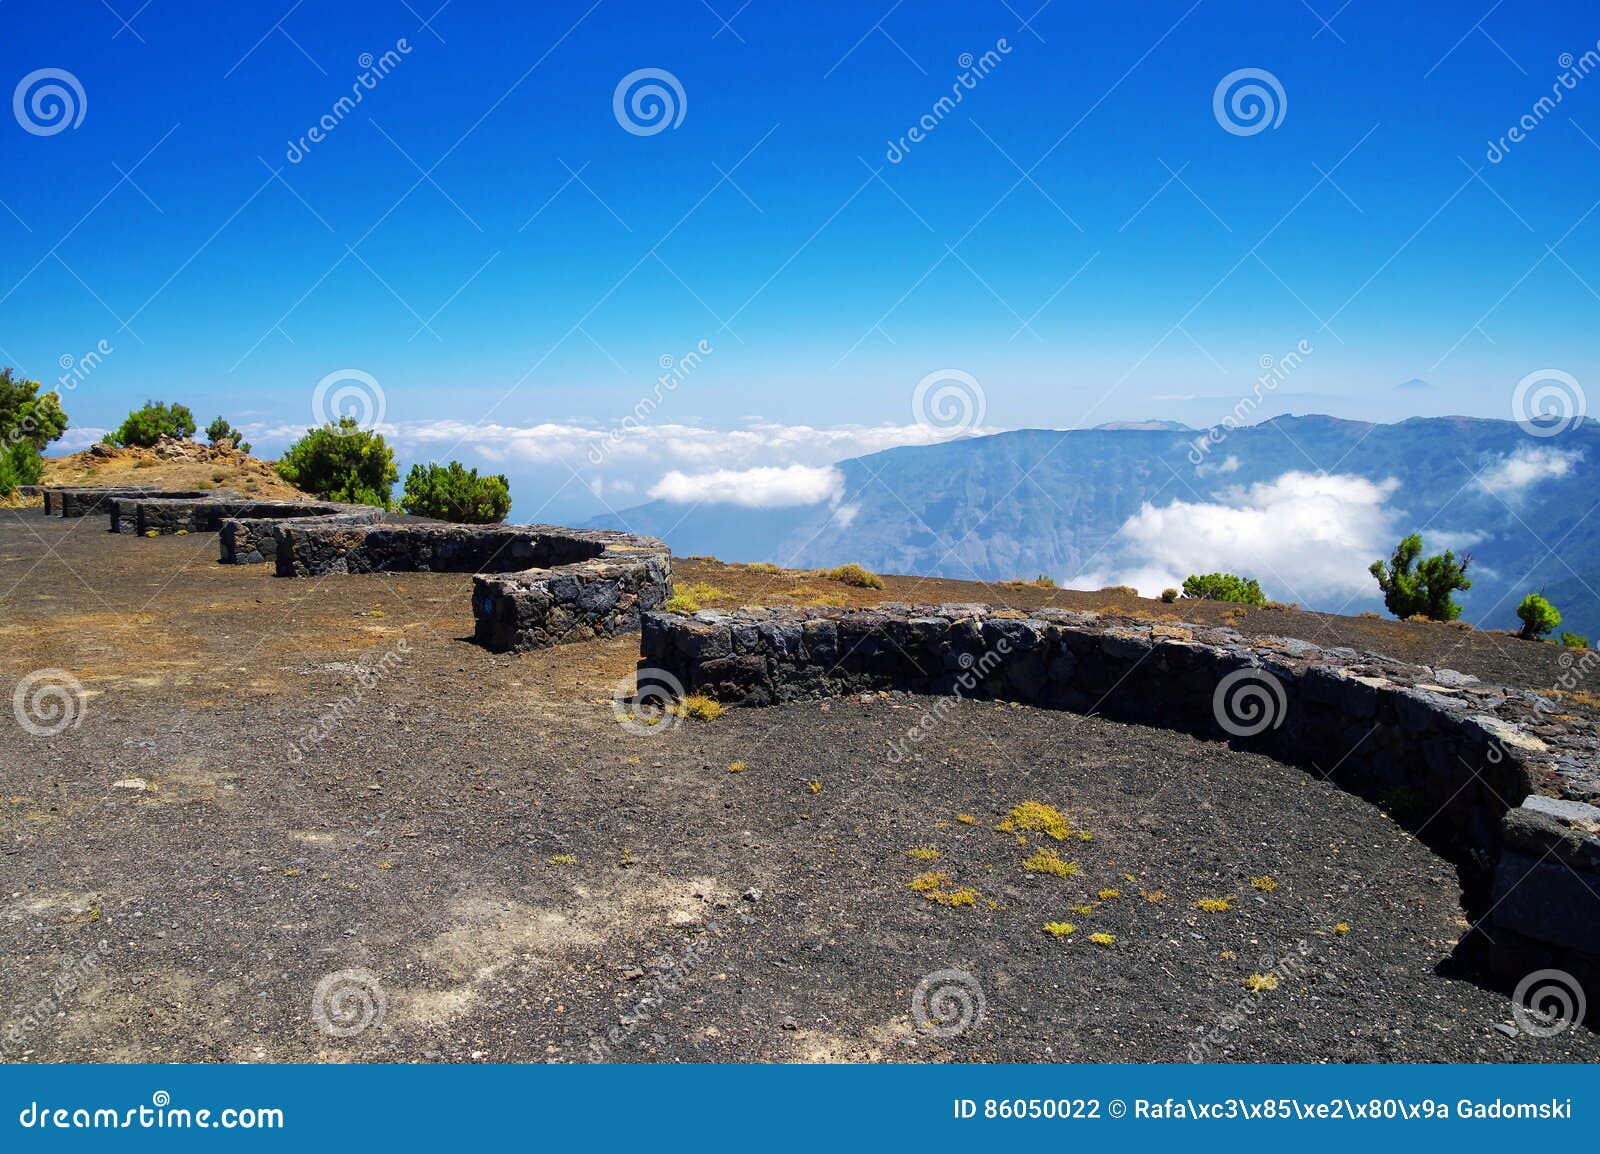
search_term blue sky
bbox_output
[3,0,1598,520]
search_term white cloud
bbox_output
[236,417,992,514]
[1073,471,1400,602]
[1424,528,1486,554]
[306,418,993,469]
[1476,445,1581,497]
[54,427,109,453]
[587,476,636,499]
[1195,453,1240,477]
[68,416,980,472]
[648,464,845,508]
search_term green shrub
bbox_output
[1181,572,1266,605]
[1369,534,1471,621]
[399,461,511,524]
[205,415,251,455]
[0,439,43,495]
[1560,632,1590,650]
[825,563,884,589]
[1160,588,1180,603]
[0,368,68,453]
[1515,593,1560,641]
[111,400,195,447]
[276,418,397,507]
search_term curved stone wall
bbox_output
[472,538,671,652]
[272,520,671,652]
[220,507,386,564]
[38,487,672,653]
[640,602,1600,986]
[108,495,379,549]
[45,486,231,518]
[273,522,601,576]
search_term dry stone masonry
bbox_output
[110,495,380,553]
[38,486,671,653]
[275,521,672,652]
[43,486,228,518]
[641,602,1600,986]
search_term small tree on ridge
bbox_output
[1369,534,1471,622]
[1516,593,1560,641]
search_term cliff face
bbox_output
[591,415,1600,639]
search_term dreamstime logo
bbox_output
[887,638,1012,763]
[911,968,986,1038]
[612,666,686,735]
[1,940,111,1057]
[1487,44,1600,163]
[286,39,414,163]
[613,68,686,136]
[1511,968,1586,1038]
[287,640,411,763]
[911,369,985,436]
[1511,369,1585,437]
[1189,339,1312,468]
[885,38,1013,163]
[13,668,86,737]
[13,68,87,136]
[312,369,386,434]
[1211,667,1287,738]
[0,343,113,459]
[587,339,714,467]
[311,968,386,1037]
[586,911,752,1061]
[1188,943,1318,1061]
[56,339,114,394]
[1212,68,1286,136]
[1482,647,1597,769]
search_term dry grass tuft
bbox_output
[672,695,725,721]
[1022,848,1079,877]
[823,563,884,589]
[997,800,1072,840]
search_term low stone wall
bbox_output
[46,487,229,518]
[473,548,672,652]
[37,487,672,653]
[274,521,671,652]
[1489,795,1600,997]
[274,522,602,576]
[220,508,384,564]
[640,602,1600,984]
[109,496,376,548]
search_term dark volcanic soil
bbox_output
[2,509,1595,1063]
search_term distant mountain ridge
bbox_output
[589,414,1600,638]
[1091,419,1194,431]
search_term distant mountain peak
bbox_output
[1091,419,1194,432]
[1394,377,1432,391]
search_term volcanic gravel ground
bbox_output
[1,510,1595,1063]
